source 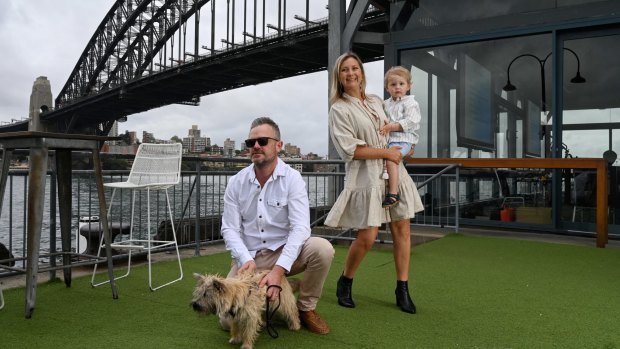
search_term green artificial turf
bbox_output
[1,234,619,348]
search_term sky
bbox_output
[0,0,385,157]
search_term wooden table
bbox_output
[0,132,118,318]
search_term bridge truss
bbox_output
[3,0,406,134]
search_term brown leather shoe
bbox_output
[299,310,330,335]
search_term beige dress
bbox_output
[324,93,424,229]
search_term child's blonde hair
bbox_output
[384,66,412,89]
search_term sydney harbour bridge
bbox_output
[0,0,418,136]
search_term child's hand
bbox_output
[379,122,393,136]
[379,124,389,136]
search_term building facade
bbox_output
[223,138,235,157]
[284,143,301,157]
[142,131,155,144]
[327,1,620,236]
[182,125,208,153]
[106,121,120,145]
[378,1,620,235]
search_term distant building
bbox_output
[223,138,235,157]
[142,131,156,143]
[137,131,175,144]
[109,121,118,138]
[284,143,301,157]
[240,148,251,157]
[304,152,322,160]
[283,158,303,172]
[182,125,207,153]
[207,144,224,156]
[107,121,121,145]
[125,131,138,145]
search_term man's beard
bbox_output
[251,151,273,168]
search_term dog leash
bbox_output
[265,285,282,339]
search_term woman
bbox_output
[324,52,424,314]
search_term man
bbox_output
[221,117,334,335]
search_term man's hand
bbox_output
[259,266,286,301]
[238,260,257,275]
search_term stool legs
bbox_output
[0,148,12,215]
[25,146,47,318]
[92,187,183,291]
[92,150,118,299]
[91,188,132,287]
[0,148,10,311]
[147,188,183,291]
[56,150,73,288]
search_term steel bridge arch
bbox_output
[0,0,397,135]
[57,0,206,108]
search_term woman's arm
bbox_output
[353,145,402,165]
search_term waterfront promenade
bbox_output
[2,225,619,348]
[2,224,617,290]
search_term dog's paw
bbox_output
[229,337,242,345]
[289,318,301,331]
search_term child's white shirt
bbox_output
[383,95,421,145]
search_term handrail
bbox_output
[408,157,608,247]
[412,164,460,189]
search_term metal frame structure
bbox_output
[327,0,417,159]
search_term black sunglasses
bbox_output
[244,137,279,147]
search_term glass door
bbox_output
[558,27,620,236]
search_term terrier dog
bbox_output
[191,270,300,349]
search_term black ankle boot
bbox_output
[336,274,355,308]
[395,280,416,314]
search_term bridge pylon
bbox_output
[28,76,53,132]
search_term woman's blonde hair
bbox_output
[329,52,366,105]
[384,66,412,89]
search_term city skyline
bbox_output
[121,123,309,157]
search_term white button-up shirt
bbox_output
[383,94,422,145]
[221,158,310,272]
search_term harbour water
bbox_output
[0,173,334,256]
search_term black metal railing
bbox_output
[6,154,608,278]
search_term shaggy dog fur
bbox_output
[191,270,300,349]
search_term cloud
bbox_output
[0,1,111,121]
